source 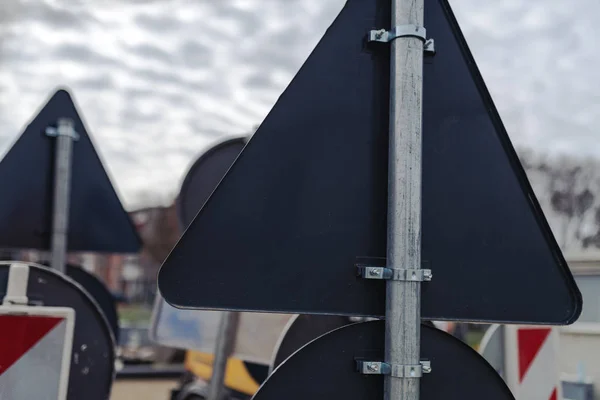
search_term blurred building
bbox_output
[3,201,181,306]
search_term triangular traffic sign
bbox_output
[158,0,581,324]
[0,89,141,253]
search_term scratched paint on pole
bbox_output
[158,0,580,325]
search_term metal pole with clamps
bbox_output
[45,118,79,274]
[358,0,432,399]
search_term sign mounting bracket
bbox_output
[357,265,433,282]
[368,25,435,54]
[356,360,432,378]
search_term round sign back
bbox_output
[256,321,515,400]
[177,136,248,230]
[0,262,115,400]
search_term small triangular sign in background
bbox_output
[159,0,581,324]
[0,88,141,253]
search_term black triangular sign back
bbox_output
[159,0,581,324]
[0,89,141,253]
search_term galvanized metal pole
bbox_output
[207,311,240,400]
[385,0,425,399]
[47,118,77,274]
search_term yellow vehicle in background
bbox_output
[171,350,268,400]
[169,319,476,399]
[169,314,355,400]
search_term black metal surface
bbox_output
[0,263,115,400]
[253,321,515,400]
[0,88,141,253]
[270,315,350,373]
[65,264,120,342]
[151,137,247,347]
[38,261,120,342]
[243,361,270,386]
[158,0,581,324]
[177,137,248,231]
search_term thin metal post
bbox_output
[385,0,425,399]
[47,118,77,274]
[207,311,240,400]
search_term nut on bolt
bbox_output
[367,363,379,372]
[422,362,432,373]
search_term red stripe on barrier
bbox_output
[0,315,62,374]
[517,328,551,382]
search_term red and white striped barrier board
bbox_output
[504,326,562,400]
[0,263,75,400]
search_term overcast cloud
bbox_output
[0,0,598,209]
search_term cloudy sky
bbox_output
[0,0,598,209]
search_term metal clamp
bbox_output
[357,360,431,378]
[368,25,435,54]
[357,265,432,282]
[45,118,79,140]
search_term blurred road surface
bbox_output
[111,379,179,400]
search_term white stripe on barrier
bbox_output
[2,262,30,305]
[505,326,562,400]
[518,328,559,400]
